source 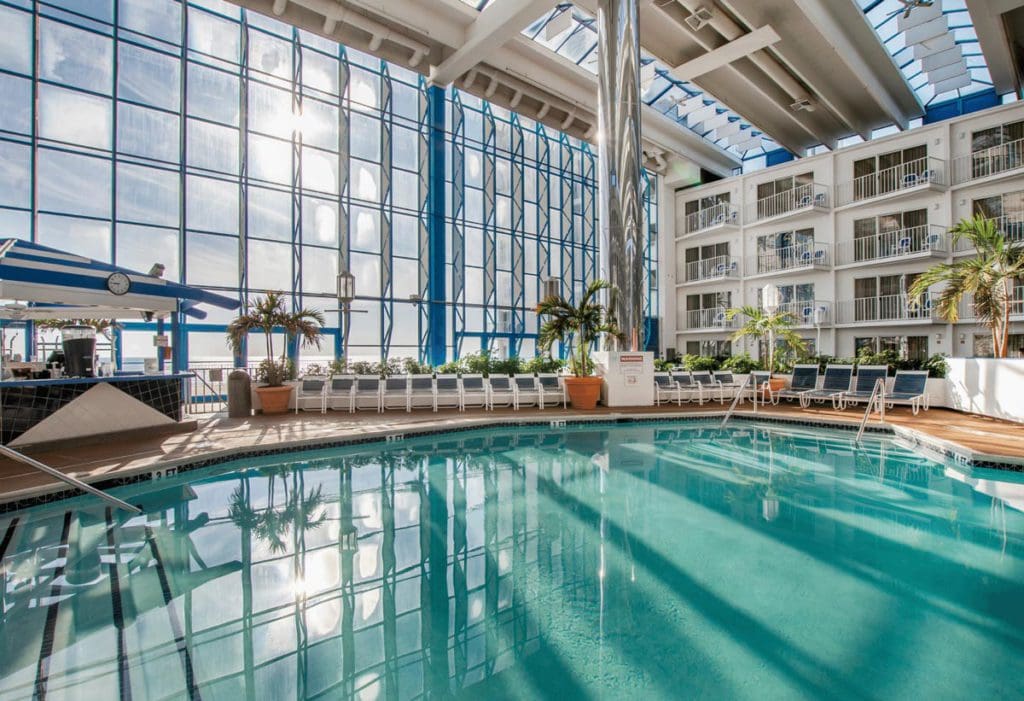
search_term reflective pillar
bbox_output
[597,0,644,351]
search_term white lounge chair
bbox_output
[382,375,409,411]
[460,374,487,411]
[670,371,703,405]
[537,374,567,409]
[773,365,819,405]
[691,370,726,404]
[434,374,461,411]
[654,372,681,405]
[294,376,326,414]
[513,374,540,409]
[486,375,515,410]
[838,365,888,410]
[408,374,436,412]
[325,375,355,412]
[354,375,383,412]
[800,365,853,409]
[885,370,930,415]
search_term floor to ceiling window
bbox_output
[0,0,658,366]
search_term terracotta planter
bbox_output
[255,385,293,414]
[762,378,786,400]
[563,376,603,410]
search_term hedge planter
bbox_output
[563,376,603,410]
[255,385,293,414]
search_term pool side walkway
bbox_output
[0,402,1021,506]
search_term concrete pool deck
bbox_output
[0,402,1021,509]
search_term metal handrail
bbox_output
[855,378,886,443]
[0,444,141,513]
[720,374,754,428]
[188,371,226,414]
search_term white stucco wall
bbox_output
[946,359,1024,424]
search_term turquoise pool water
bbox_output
[1,421,1023,700]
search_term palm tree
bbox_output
[226,291,325,386]
[909,215,1024,358]
[725,306,807,373]
[536,279,622,377]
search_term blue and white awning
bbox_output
[0,239,239,321]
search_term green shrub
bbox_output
[523,355,565,374]
[461,350,493,375]
[436,360,462,374]
[921,354,949,378]
[679,354,720,372]
[653,358,675,372]
[721,353,761,374]
[401,357,433,375]
[490,356,523,376]
[327,358,346,375]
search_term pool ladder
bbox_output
[0,444,141,513]
[855,378,887,444]
[720,374,756,428]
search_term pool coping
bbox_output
[1,409,1021,514]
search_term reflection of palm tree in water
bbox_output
[228,467,328,554]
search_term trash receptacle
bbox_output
[227,370,252,418]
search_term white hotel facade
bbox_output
[662,101,1024,362]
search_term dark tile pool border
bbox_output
[1,412,1020,514]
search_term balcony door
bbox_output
[852,145,926,200]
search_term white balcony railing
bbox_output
[749,241,830,276]
[774,300,832,326]
[836,156,945,206]
[837,293,935,324]
[683,202,740,235]
[746,183,829,223]
[683,255,740,283]
[954,215,1024,253]
[952,137,1024,185]
[685,308,737,330]
[836,225,948,265]
[956,287,1024,321]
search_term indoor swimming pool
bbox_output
[1,421,1022,700]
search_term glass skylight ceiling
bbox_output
[460,1,773,158]
[859,0,993,106]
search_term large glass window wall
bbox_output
[0,0,658,368]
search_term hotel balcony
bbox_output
[835,225,949,268]
[835,156,947,209]
[683,308,737,331]
[680,202,741,238]
[954,215,1024,254]
[745,183,830,226]
[835,293,939,326]
[746,242,830,279]
[677,255,740,286]
[775,300,832,327]
[951,137,1024,186]
[956,287,1024,322]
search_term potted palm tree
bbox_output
[909,215,1024,358]
[536,279,622,410]
[725,306,807,392]
[226,291,325,414]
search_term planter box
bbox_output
[251,381,298,413]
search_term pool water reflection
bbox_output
[1,422,1023,700]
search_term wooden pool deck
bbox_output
[0,401,1021,507]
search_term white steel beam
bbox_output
[671,25,781,82]
[429,0,561,86]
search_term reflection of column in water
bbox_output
[450,453,468,681]
[425,452,450,696]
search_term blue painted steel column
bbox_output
[427,86,447,367]
[171,312,187,374]
[156,318,166,372]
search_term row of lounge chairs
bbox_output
[654,366,931,414]
[291,373,568,413]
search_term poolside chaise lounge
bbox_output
[773,365,819,405]
[838,365,888,410]
[460,374,487,411]
[382,375,409,411]
[885,370,930,415]
[670,371,704,405]
[486,375,516,410]
[294,375,327,414]
[325,376,355,412]
[434,374,461,410]
[654,372,681,405]
[513,374,540,409]
[799,365,853,409]
[691,371,726,404]
[408,374,436,412]
[537,374,567,409]
[713,371,743,400]
[354,375,383,412]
